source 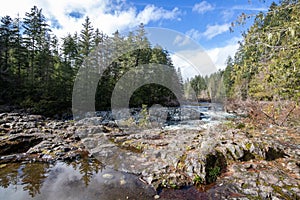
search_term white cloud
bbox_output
[0,0,180,39]
[173,35,191,47]
[171,37,240,79]
[0,0,34,18]
[202,23,230,39]
[232,5,268,11]
[171,54,200,80]
[171,49,217,80]
[192,1,214,14]
[186,29,201,41]
[206,37,241,70]
[221,10,234,22]
[184,23,230,42]
[136,5,180,24]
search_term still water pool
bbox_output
[0,159,156,200]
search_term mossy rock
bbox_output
[245,143,252,150]
[205,151,227,184]
[236,123,245,129]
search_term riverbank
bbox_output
[0,111,299,199]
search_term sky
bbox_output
[0,0,277,79]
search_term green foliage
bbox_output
[139,104,150,127]
[79,16,94,58]
[0,7,182,116]
[190,75,207,98]
[205,152,226,184]
[245,143,252,150]
[236,122,245,129]
[207,70,226,102]
[193,174,203,185]
[95,26,181,110]
[228,1,300,101]
[223,56,234,97]
[207,166,220,181]
[185,70,225,102]
[205,166,221,184]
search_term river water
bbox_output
[0,159,229,200]
[0,159,156,200]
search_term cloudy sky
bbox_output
[0,0,277,79]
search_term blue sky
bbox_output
[130,0,270,48]
[0,0,278,77]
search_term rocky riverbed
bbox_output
[0,111,299,199]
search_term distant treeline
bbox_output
[187,0,299,103]
[0,6,183,116]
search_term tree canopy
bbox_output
[186,0,299,103]
[0,7,182,117]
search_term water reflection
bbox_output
[0,162,49,199]
[21,163,49,197]
[0,158,156,200]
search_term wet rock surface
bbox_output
[0,112,299,199]
[0,113,84,164]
